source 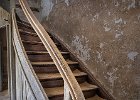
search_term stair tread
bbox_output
[19,29,37,36]
[17,20,32,28]
[31,60,79,65]
[44,82,98,97]
[22,40,43,44]
[19,29,53,38]
[37,69,87,80]
[22,40,59,45]
[26,51,69,55]
[86,95,105,100]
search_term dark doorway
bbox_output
[0,26,8,91]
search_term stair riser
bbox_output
[28,54,69,62]
[23,43,62,51]
[20,33,40,42]
[49,96,63,100]
[33,65,78,73]
[40,76,87,88]
[83,90,97,99]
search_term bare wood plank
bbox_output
[12,8,48,100]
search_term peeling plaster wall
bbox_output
[39,0,140,99]
[0,7,9,27]
[16,0,41,22]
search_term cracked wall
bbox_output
[39,0,140,99]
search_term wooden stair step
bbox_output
[22,40,60,45]
[37,69,87,80]
[44,82,98,98]
[27,51,70,62]
[19,30,41,42]
[38,69,88,88]
[86,95,105,100]
[19,29,53,38]
[22,40,42,44]
[19,29,37,36]
[17,21,34,30]
[31,60,79,66]
[33,64,78,73]
[19,20,31,26]
[26,51,69,55]
[17,20,32,27]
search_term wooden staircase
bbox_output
[16,20,105,100]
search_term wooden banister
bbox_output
[12,8,48,100]
[19,0,85,100]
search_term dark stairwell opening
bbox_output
[0,26,8,95]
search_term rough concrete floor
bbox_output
[0,90,10,100]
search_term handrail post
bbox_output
[10,0,16,99]
[64,81,72,100]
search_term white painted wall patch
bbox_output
[71,36,91,62]
[97,51,103,62]
[108,12,111,16]
[104,26,111,32]
[92,13,99,23]
[127,51,139,61]
[115,18,123,24]
[115,31,124,38]
[65,0,69,6]
[100,43,105,48]
[106,68,118,87]
[115,2,119,7]
[128,0,136,10]
[41,0,54,18]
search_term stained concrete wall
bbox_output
[38,0,140,100]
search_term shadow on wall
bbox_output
[0,0,10,12]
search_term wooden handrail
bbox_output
[19,0,85,100]
[12,8,48,100]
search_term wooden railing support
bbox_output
[12,8,48,100]
[10,1,16,99]
[19,0,85,99]
[64,81,72,100]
